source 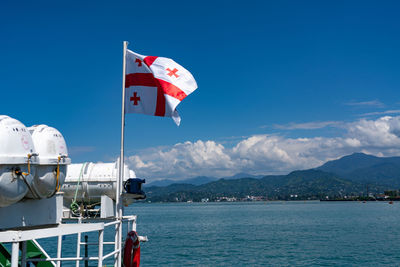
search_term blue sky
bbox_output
[1,1,400,181]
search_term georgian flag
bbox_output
[125,49,198,125]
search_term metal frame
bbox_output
[0,216,138,267]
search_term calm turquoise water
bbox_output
[133,201,400,266]
[36,201,400,266]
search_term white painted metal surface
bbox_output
[0,223,104,242]
[114,40,129,267]
[28,125,69,164]
[101,195,116,218]
[0,215,138,267]
[0,193,63,230]
[11,242,18,267]
[0,115,38,207]
[0,116,72,207]
[65,161,135,182]
[0,116,37,164]
[27,125,71,198]
[61,161,136,204]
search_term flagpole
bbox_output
[116,40,128,267]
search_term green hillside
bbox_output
[144,153,400,202]
[145,170,368,202]
[317,153,400,187]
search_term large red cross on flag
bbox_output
[125,49,198,125]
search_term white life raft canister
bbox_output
[0,115,38,207]
[27,125,71,198]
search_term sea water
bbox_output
[37,201,400,266]
[134,201,400,266]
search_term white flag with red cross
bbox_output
[124,49,198,125]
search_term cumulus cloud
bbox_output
[127,116,400,181]
[128,141,234,179]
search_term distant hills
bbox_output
[145,176,217,187]
[317,153,400,187]
[143,153,400,202]
[145,173,262,187]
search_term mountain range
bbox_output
[143,153,400,202]
[317,153,400,187]
[145,173,263,187]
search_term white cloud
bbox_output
[128,141,234,179]
[127,116,400,181]
[347,116,400,148]
[344,100,385,107]
[360,110,400,117]
[272,121,342,130]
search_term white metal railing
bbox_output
[0,215,138,267]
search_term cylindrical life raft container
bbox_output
[0,115,38,207]
[62,161,135,205]
[27,125,71,198]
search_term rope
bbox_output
[56,156,61,192]
[19,153,40,198]
[49,156,63,197]
[70,162,88,215]
[21,153,32,176]
[15,167,40,199]
[27,153,31,174]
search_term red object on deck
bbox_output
[123,231,141,267]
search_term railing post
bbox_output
[85,235,89,267]
[114,222,119,267]
[57,235,62,267]
[11,242,19,267]
[21,241,27,267]
[98,229,104,267]
[76,232,81,267]
[132,217,136,232]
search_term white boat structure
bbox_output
[0,115,146,267]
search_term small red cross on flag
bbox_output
[130,92,141,105]
[124,49,198,125]
[166,68,179,78]
[135,58,142,67]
